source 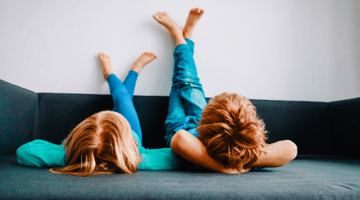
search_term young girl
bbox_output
[153,8,298,174]
[16,52,183,176]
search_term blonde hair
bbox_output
[197,93,267,173]
[50,111,142,177]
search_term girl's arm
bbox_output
[137,147,183,170]
[16,140,66,168]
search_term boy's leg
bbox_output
[171,8,206,127]
[123,52,157,99]
[169,9,206,136]
[153,10,206,145]
[185,38,194,55]
[153,12,188,146]
[164,87,187,146]
[163,39,196,146]
[172,40,207,138]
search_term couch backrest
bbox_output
[251,100,332,155]
[33,94,334,155]
[2,79,358,157]
[33,94,171,149]
[329,98,360,159]
[0,80,38,155]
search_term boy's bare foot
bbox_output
[183,8,205,39]
[153,12,187,46]
[131,52,157,73]
[98,53,113,80]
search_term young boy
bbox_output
[153,8,298,174]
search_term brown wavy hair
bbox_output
[49,111,142,177]
[197,92,267,173]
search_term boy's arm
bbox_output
[170,130,241,174]
[170,130,298,172]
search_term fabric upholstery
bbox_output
[251,100,332,155]
[329,97,360,159]
[34,94,334,155]
[34,93,113,144]
[0,80,38,155]
[1,155,359,200]
[1,79,360,200]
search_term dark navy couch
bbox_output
[1,79,360,200]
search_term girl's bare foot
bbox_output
[183,8,205,39]
[98,53,113,80]
[131,52,157,73]
[153,12,187,46]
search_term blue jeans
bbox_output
[164,38,207,147]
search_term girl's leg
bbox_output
[107,74,142,141]
[123,52,157,99]
[123,71,138,100]
[99,53,156,142]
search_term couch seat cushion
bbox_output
[1,155,359,200]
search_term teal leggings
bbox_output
[107,71,142,142]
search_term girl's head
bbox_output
[50,111,142,177]
[197,93,267,173]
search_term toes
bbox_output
[194,8,199,13]
[99,53,110,60]
[153,14,160,21]
[190,8,196,14]
[199,9,205,15]
[144,52,157,60]
[99,53,106,59]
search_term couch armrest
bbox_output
[0,79,38,155]
[329,97,360,159]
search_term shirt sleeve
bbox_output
[137,147,184,170]
[16,139,66,168]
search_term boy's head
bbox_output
[197,93,267,172]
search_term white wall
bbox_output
[1,0,359,102]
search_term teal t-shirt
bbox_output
[16,131,182,170]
